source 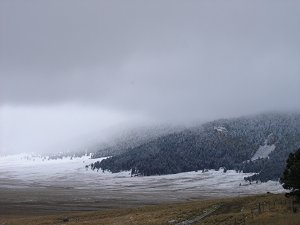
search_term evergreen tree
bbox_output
[280,148,300,199]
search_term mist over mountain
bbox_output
[91,124,182,158]
[1,0,300,156]
[93,112,300,182]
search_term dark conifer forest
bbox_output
[91,113,300,182]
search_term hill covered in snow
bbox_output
[93,113,300,182]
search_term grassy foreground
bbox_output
[1,194,300,225]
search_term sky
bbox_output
[1,0,300,154]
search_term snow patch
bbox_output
[214,126,228,133]
[251,134,276,161]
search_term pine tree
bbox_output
[280,148,300,199]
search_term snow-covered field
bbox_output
[0,153,284,211]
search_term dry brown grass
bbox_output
[1,194,300,225]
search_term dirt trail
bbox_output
[175,205,220,225]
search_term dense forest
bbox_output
[91,113,300,182]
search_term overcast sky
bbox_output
[1,0,300,154]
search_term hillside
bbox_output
[92,113,300,181]
[90,124,180,158]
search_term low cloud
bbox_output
[1,0,300,153]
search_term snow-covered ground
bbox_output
[251,144,276,161]
[0,153,284,208]
[251,133,276,161]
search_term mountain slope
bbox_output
[92,113,300,181]
[91,124,180,158]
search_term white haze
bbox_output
[1,0,300,154]
[0,104,150,154]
